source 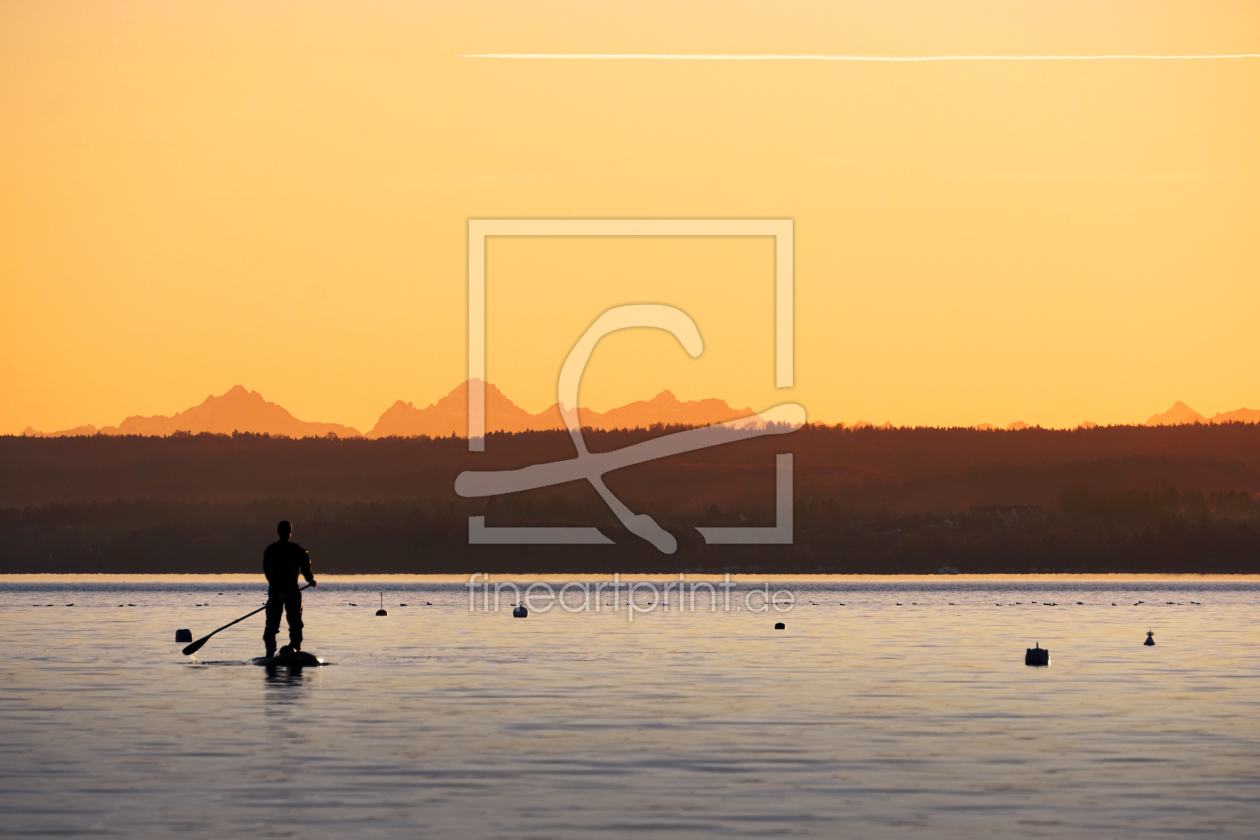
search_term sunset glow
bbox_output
[3,1,1258,434]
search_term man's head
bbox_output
[277,520,292,540]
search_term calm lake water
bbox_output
[1,575,1257,838]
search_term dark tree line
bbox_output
[3,423,1259,573]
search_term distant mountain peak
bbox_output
[24,387,360,439]
[366,380,753,438]
[1146,401,1206,427]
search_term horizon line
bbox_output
[461,53,1260,62]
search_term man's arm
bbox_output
[300,546,316,586]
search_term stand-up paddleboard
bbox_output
[251,650,325,667]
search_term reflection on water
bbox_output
[263,663,309,691]
[0,576,1258,838]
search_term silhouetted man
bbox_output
[262,520,316,658]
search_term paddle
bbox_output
[182,584,312,656]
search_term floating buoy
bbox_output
[1025,643,1050,666]
[376,592,388,616]
[175,629,192,643]
[774,622,785,630]
[1144,630,1155,646]
[513,604,528,618]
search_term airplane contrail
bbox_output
[462,53,1260,62]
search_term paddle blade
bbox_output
[182,636,210,656]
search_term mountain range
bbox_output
[18,389,1260,439]
[20,381,754,439]
[1144,400,1260,427]
[20,386,361,439]
[368,380,752,438]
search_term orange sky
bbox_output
[2,1,1258,434]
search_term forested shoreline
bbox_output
[4,424,1259,574]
